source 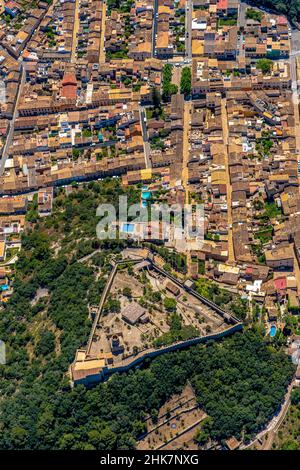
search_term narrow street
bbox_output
[139,106,151,168]
[71,0,80,64]
[185,0,193,62]
[238,0,247,29]
[221,98,235,263]
[288,27,300,291]
[152,0,158,57]
[99,0,107,64]
[0,64,25,176]
[237,1,246,60]
[290,53,300,132]
[290,28,300,195]
[293,250,300,296]
[182,101,192,205]
[182,100,192,275]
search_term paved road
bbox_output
[237,1,246,59]
[0,254,19,266]
[182,101,192,273]
[185,0,193,61]
[290,30,300,90]
[290,28,300,172]
[152,0,158,57]
[0,64,25,176]
[139,106,151,168]
[221,98,235,262]
[99,0,107,64]
[290,51,300,59]
[238,1,247,29]
[182,101,191,204]
[71,0,80,63]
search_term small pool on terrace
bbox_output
[141,191,151,200]
[269,325,277,338]
[122,223,135,233]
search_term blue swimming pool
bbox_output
[141,191,151,200]
[269,325,277,338]
[122,223,135,233]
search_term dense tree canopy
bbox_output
[256,58,273,75]
[0,179,295,449]
[162,64,178,102]
[180,67,192,97]
[248,0,300,24]
[0,325,294,449]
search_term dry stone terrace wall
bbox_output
[74,258,243,386]
[76,322,243,386]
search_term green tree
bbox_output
[123,287,132,299]
[180,67,192,96]
[164,297,177,312]
[246,8,263,21]
[291,388,300,406]
[281,439,299,450]
[11,427,28,448]
[162,64,177,102]
[256,59,273,75]
[35,330,56,356]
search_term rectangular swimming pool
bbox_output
[269,325,277,338]
[122,223,135,233]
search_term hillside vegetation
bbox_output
[273,389,300,450]
[248,0,300,24]
[0,180,295,449]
